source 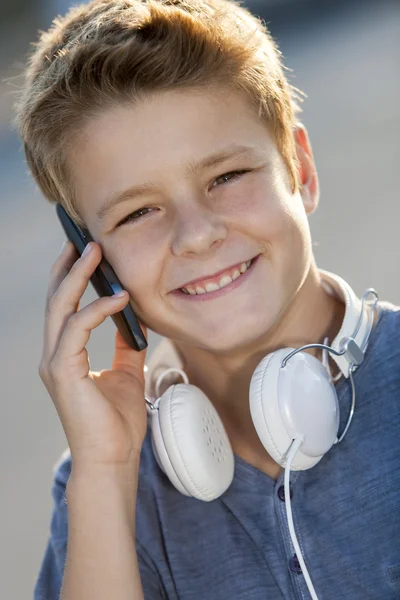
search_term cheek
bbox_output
[236,181,312,273]
[281,191,313,254]
[226,177,297,243]
[104,238,163,308]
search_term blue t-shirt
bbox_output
[34,302,400,600]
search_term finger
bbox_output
[42,241,80,367]
[47,241,98,313]
[43,241,102,365]
[52,292,130,379]
[46,240,79,306]
[112,326,147,380]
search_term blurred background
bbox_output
[0,0,399,597]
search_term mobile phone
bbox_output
[55,203,148,352]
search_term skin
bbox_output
[69,86,347,479]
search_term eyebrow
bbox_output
[96,144,259,223]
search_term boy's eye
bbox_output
[115,170,249,227]
[116,206,154,227]
[212,169,249,188]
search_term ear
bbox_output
[294,123,319,215]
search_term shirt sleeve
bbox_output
[136,538,168,600]
[34,452,70,600]
[34,450,167,600]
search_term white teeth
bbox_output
[205,282,221,292]
[231,269,241,281]
[181,258,253,295]
[219,274,233,287]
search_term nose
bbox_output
[171,201,227,257]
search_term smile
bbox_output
[181,259,252,295]
[171,255,259,302]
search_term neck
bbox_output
[173,261,345,413]
[171,262,345,478]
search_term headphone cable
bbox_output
[284,437,319,600]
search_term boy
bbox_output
[14,0,399,598]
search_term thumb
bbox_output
[112,325,148,381]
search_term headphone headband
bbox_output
[319,270,373,377]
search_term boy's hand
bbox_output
[39,240,148,472]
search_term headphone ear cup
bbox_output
[249,349,340,470]
[151,383,234,501]
[150,407,192,497]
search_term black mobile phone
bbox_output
[55,203,148,352]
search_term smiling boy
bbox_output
[14,0,400,599]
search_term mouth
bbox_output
[170,254,260,301]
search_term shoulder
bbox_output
[358,300,400,392]
[368,301,400,362]
[375,300,400,327]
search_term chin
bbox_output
[193,313,280,355]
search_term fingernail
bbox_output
[111,290,126,299]
[60,240,69,253]
[82,243,93,257]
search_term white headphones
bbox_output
[145,271,378,503]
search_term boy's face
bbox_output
[70,87,318,352]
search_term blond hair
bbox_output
[14,0,303,228]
